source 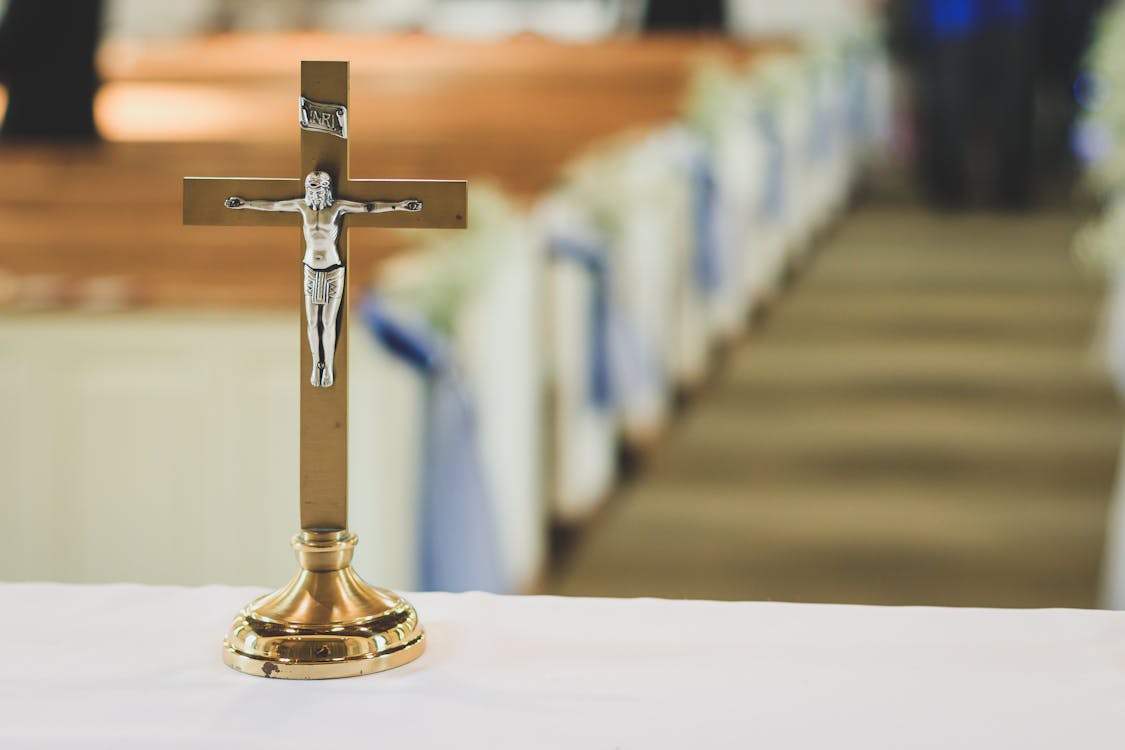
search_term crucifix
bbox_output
[183,61,467,680]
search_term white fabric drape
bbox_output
[2,583,1124,749]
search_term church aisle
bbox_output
[550,203,1122,607]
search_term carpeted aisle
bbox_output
[550,203,1123,607]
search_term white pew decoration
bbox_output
[844,24,896,172]
[1074,195,1125,608]
[657,123,724,386]
[737,56,803,299]
[1073,3,1125,608]
[368,185,544,592]
[540,195,621,522]
[358,294,507,593]
[540,33,889,522]
[682,61,759,341]
[555,143,673,447]
[1099,250,1125,609]
[616,130,700,410]
[770,55,820,258]
[1076,4,1125,196]
[804,44,852,234]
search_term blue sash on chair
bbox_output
[807,74,834,166]
[691,154,725,297]
[359,294,508,593]
[548,235,615,410]
[548,232,663,418]
[846,50,871,147]
[755,106,785,221]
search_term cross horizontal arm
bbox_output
[183,177,304,227]
[340,179,467,229]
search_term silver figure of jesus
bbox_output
[225,171,422,387]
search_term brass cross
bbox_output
[183,61,467,532]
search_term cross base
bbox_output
[222,530,425,679]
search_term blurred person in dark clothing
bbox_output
[644,0,725,31]
[0,0,105,141]
[906,0,1036,209]
[1037,0,1107,179]
[893,0,1107,209]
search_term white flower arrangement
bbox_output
[1073,3,1125,270]
[1081,2,1125,196]
[380,182,528,332]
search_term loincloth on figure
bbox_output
[303,263,345,305]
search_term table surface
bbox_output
[3,582,1124,749]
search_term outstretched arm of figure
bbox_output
[336,198,424,215]
[224,197,304,212]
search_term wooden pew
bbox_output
[0,33,791,309]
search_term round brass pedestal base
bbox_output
[223,629,425,679]
[223,530,425,680]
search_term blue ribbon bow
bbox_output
[360,294,508,593]
[548,235,615,410]
[691,155,725,296]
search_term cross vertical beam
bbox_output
[299,61,350,531]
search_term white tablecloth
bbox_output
[2,583,1124,748]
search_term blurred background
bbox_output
[2,0,1125,609]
